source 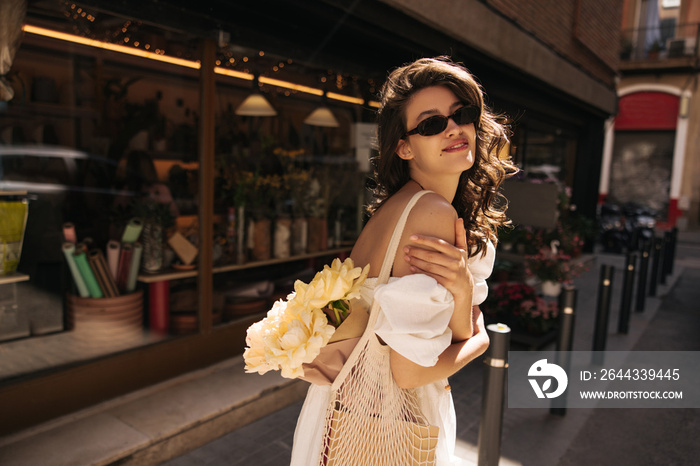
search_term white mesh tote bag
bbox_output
[320,190,440,466]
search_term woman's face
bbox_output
[397,85,476,181]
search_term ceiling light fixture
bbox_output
[235,74,277,116]
[21,25,381,108]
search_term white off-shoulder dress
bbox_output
[290,240,495,466]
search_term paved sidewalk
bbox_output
[1,236,696,465]
[163,236,700,466]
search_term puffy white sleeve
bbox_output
[373,274,454,368]
[469,240,496,306]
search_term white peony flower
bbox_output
[265,307,335,378]
[243,258,369,380]
[291,258,369,310]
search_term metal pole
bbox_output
[550,285,577,416]
[659,233,668,285]
[649,237,662,297]
[478,323,511,466]
[592,264,614,365]
[617,252,637,334]
[635,239,650,312]
[663,231,673,277]
[669,227,678,275]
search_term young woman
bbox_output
[291,57,515,465]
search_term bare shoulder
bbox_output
[403,192,458,242]
[391,192,458,277]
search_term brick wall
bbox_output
[486,0,622,86]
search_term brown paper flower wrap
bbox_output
[300,297,369,385]
[243,258,370,383]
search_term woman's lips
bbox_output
[443,140,469,152]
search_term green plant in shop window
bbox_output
[133,199,175,231]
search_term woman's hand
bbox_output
[403,218,474,304]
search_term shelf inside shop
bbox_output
[0,273,30,286]
[0,102,99,119]
[137,247,352,283]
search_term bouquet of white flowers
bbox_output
[243,258,370,381]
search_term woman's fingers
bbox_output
[404,245,450,267]
[404,252,454,279]
[404,220,474,297]
[408,234,461,259]
[455,219,468,251]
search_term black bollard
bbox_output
[551,285,577,416]
[659,233,668,285]
[669,227,678,275]
[478,323,510,466]
[635,239,650,312]
[592,264,614,365]
[663,231,673,277]
[617,252,637,334]
[649,237,662,296]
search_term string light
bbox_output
[21,24,381,108]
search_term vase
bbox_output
[274,217,291,259]
[307,217,328,253]
[541,280,562,297]
[141,222,163,272]
[248,217,271,261]
[291,217,308,256]
[237,206,245,264]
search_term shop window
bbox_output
[518,127,577,188]
[0,1,375,383]
[0,5,201,380]
[206,43,365,330]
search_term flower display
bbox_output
[525,247,573,283]
[243,258,370,379]
[484,282,538,322]
[483,281,559,334]
[514,297,559,335]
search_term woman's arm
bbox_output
[403,218,474,341]
[391,306,490,389]
[394,194,474,341]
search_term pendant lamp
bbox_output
[304,91,339,127]
[304,106,339,127]
[236,73,277,116]
[235,93,277,116]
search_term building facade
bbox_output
[0,0,622,434]
[604,0,700,230]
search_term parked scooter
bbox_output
[599,202,657,253]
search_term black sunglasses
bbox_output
[404,105,480,138]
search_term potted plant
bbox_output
[524,242,580,296]
[647,40,661,59]
[133,199,175,272]
[246,173,280,261]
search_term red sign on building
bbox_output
[615,92,680,131]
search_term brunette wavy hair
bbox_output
[370,57,517,256]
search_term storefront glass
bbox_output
[0,3,372,383]
[208,44,365,330]
[0,4,201,381]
